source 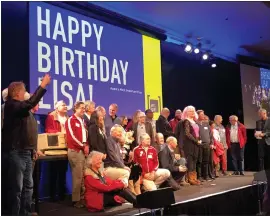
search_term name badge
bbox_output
[204,127,208,130]
[148,154,153,159]
[75,123,80,127]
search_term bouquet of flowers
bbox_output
[124,130,134,149]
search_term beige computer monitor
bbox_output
[37,133,66,151]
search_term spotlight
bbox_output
[194,43,201,54]
[211,63,217,68]
[184,43,192,53]
[202,53,208,60]
[194,48,200,54]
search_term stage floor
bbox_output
[38,172,256,216]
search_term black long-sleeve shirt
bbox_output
[2,86,46,152]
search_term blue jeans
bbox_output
[8,150,33,216]
[231,143,245,172]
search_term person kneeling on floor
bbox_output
[158,136,190,190]
[134,133,170,191]
[84,151,136,212]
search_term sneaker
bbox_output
[240,172,245,176]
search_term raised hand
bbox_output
[40,73,51,88]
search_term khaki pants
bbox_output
[104,167,130,184]
[143,169,170,191]
[68,149,85,202]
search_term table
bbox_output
[34,155,68,213]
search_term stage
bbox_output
[38,172,263,216]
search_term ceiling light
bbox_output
[211,63,216,68]
[194,48,200,54]
[184,43,192,53]
[202,53,208,60]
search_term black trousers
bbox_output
[258,142,270,171]
[186,155,198,172]
[197,145,210,178]
[48,160,68,200]
[103,188,136,207]
[1,152,9,214]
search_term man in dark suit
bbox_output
[174,119,185,157]
[255,109,269,171]
[156,108,174,140]
[132,111,154,149]
[2,74,51,216]
[158,136,189,189]
[258,111,270,171]
[83,100,96,128]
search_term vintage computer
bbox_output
[37,133,67,155]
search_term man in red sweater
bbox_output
[169,109,182,132]
[226,115,247,175]
[134,133,170,191]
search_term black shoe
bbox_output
[240,172,245,176]
[204,177,213,181]
[232,171,239,175]
[198,177,205,182]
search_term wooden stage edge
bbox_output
[39,172,258,216]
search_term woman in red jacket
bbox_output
[84,151,137,212]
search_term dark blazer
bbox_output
[256,119,267,131]
[83,114,91,129]
[182,119,200,158]
[89,124,107,154]
[104,135,125,168]
[156,115,174,140]
[263,118,270,146]
[83,112,96,128]
[174,120,185,153]
[132,122,154,149]
[2,86,46,152]
[158,144,179,173]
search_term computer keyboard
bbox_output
[44,150,68,156]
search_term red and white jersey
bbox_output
[133,144,159,176]
[65,114,88,152]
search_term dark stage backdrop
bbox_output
[161,41,258,171]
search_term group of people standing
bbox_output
[170,106,247,185]
[1,73,255,215]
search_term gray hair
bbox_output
[258,109,267,114]
[214,115,222,121]
[110,124,123,136]
[109,103,118,110]
[86,151,104,167]
[175,109,182,113]
[161,107,170,114]
[96,106,105,112]
[85,101,95,112]
[140,133,150,143]
[229,115,238,121]
[166,136,177,144]
[156,132,164,140]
